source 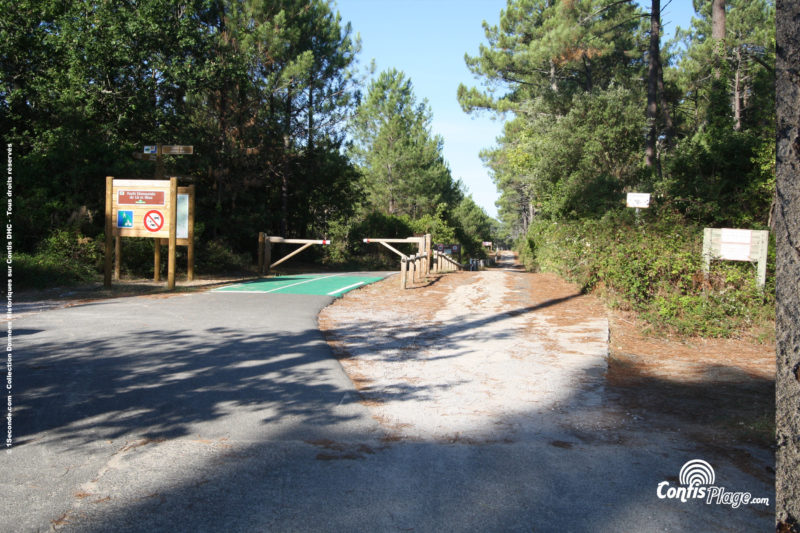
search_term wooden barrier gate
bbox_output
[363,234,457,289]
[257,234,330,275]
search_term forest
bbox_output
[460,0,775,337]
[2,0,776,337]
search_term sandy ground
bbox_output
[320,251,775,451]
[322,267,607,442]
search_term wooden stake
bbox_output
[187,184,195,281]
[258,232,265,274]
[167,177,177,289]
[154,239,161,281]
[114,235,121,280]
[400,258,407,289]
[104,176,113,288]
[424,234,431,277]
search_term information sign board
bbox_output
[626,192,651,208]
[111,179,172,239]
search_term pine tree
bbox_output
[350,69,458,218]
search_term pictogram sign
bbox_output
[144,210,165,232]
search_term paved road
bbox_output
[3,273,773,532]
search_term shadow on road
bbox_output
[11,292,774,532]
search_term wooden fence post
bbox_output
[154,239,161,281]
[187,184,195,281]
[104,176,113,288]
[400,258,407,289]
[114,234,122,280]
[258,232,265,275]
[167,177,177,290]
[425,234,431,277]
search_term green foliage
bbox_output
[16,230,102,289]
[194,239,252,275]
[521,211,774,337]
[3,0,362,256]
[349,69,461,218]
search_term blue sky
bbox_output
[335,1,697,219]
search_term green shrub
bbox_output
[520,210,775,338]
[16,229,102,289]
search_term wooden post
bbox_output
[400,258,407,289]
[154,239,161,281]
[187,184,195,281]
[264,238,272,275]
[417,239,424,278]
[425,234,432,277]
[114,235,121,280]
[155,143,165,179]
[104,176,113,288]
[167,177,177,289]
[258,232,265,275]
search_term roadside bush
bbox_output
[16,229,102,289]
[520,210,774,338]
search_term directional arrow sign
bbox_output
[161,145,194,155]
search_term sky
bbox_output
[334,0,698,219]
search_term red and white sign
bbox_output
[143,210,165,232]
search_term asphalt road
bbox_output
[3,279,773,532]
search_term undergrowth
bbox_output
[518,210,775,339]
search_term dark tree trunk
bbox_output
[645,0,660,171]
[776,1,800,528]
[712,0,726,79]
[281,90,292,237]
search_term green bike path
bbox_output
[213,273,386,296]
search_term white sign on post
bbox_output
[718,228,753,261]
[702,228,770,289]
[626,192,651,208]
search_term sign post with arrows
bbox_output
[135,144,194,178]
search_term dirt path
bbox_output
[321,265,608,442]
[320,250,774,462]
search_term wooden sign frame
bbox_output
[702,228,770,289]
[104,176,195,290]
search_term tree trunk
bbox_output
[733,46,742,131]
[645,0,660,171]
[656,48,673,143]
[281,90,292,237]
[307,77,314,152]
[712,0,726,41]
[776,0,800,529]
[582,54,593,91]
[712,0,726,79]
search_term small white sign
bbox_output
[719,228,753,261]
[144,145,158,154]
[626,192,651,208]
